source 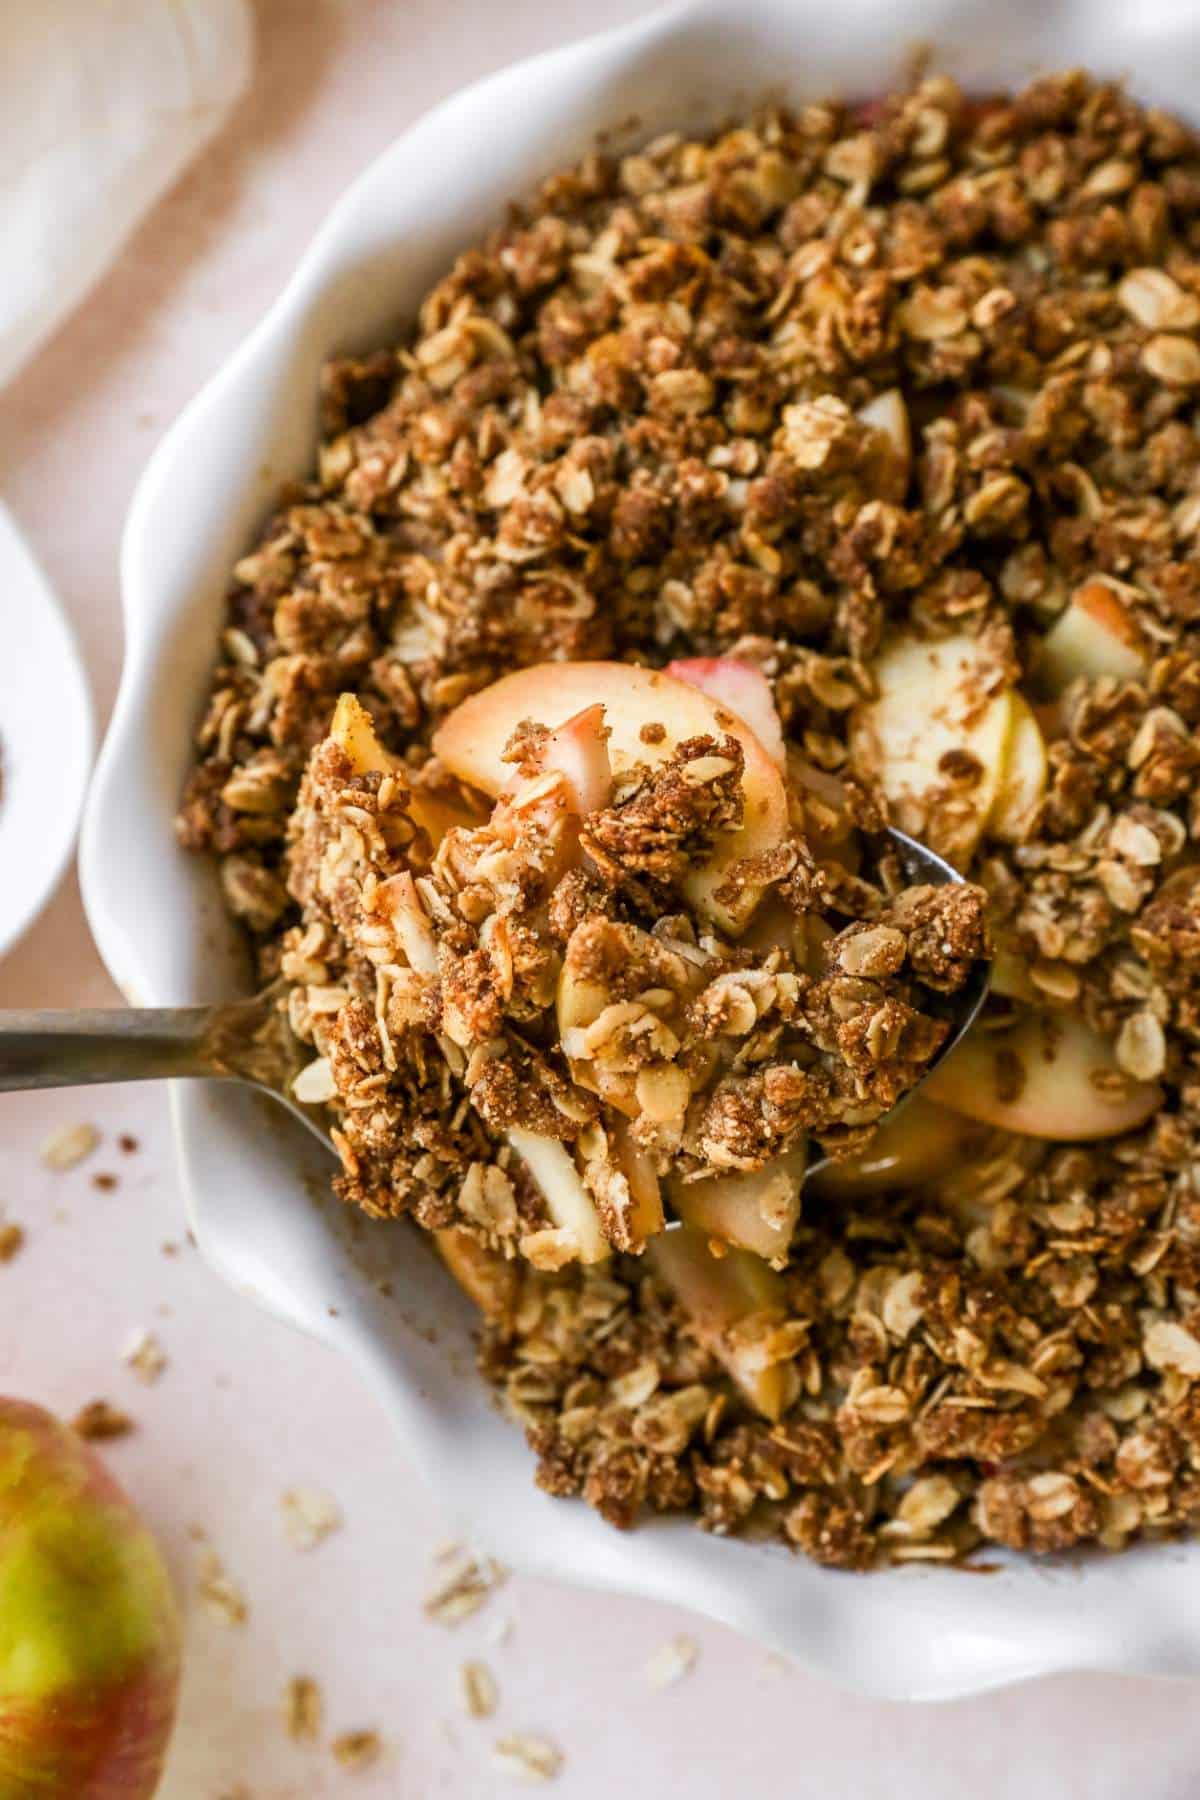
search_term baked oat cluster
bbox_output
[279,676,980,1265]
[182,68,1200,1567]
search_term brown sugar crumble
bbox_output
[181,70,1200,1569]
[72,1400,135,1442]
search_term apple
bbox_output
[512,703,613,815]
[646,1229,798,1420]
[506,1128,610,1264]
[667,1149,806,1263]
[607,1119,666,1246]
[1036,579,1148,694]
[849,630,1015,866]
[923,1011,1162,1140]
[329,691,393,778]
[664,657,787,771]
[328,692,488,846]
[806,1096,984,1199]
[373,871,439,975]
[857,388,912,497]
[988,937,1038,1003]
[0,1398,181,1800]
[434,1226,519,1322]
[432,661,790,932]
[987,694,1047,844]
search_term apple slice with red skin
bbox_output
[433,661,790,933]
[668,1148,806,1264]
[664,657,787,772]
[646,1229,798,1420]
[924,1011,1162,1140]
[0,1399,181,1800]
[502,703,613,816]
[1036,579,1148,694]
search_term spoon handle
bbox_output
[0,1008,220,1090]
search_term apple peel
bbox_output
[0,1399,182,1800]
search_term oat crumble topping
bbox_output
[181,70,1200,1568]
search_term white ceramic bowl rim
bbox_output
[0,504,93,960]
[82,0,1200,1700]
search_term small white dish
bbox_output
[81,0,1200,1699]
[0,503,92,958]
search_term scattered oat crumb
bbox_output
[122,1328,167,1384]
[72,1400,134,1442]
[283,1675,323,1744]
[644,1634,699,1690]
[760,1652,793,1679]
[280,1485,342,1550]
[331,1729,381,1771]
[492,1733,563,1783]
[91,1171,118,1192]
[198,1549,248,1626]
[482,1611,515,1649]
[424,1548,508,1625]
[0,1222,24,1263]
[41,1122,99,1171]
[459,1658,498,1719]
[433,1536,464,1561]
[118,1133,139,1154]
[161,1241,180,1257]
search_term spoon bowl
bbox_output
[0,823,989,1206]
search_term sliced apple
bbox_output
[505,702,613,815]
[409,786,488,845]
[924,1011,1162,1140]
[807,1096,984,1199]
[857,387,911,498]
[432,661,790,933]
[507,1127,610,1264]
[787,753,858,861]
[329,691,394,776]
[373,870,439,974]
[1036,579,1148,694]
[989,938,1037,1002]
[665,657,787,771]
[668,1148,806,1263]
[610,1117,666,1244]
[435,1225,519,1322]
[988,693,1047,844]
[849,630,1015,866]
[330,691,480,847]
[646,1227,798,1420]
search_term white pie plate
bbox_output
[0,503,93,959]
[80,0,1200,1700]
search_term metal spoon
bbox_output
[0,828,988,1188]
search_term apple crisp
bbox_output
[181,68,1200,1567]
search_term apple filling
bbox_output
[283,664,984,1273]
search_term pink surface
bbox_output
[2,2,1200,1793]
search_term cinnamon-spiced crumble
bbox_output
[181,69,1200,1567]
